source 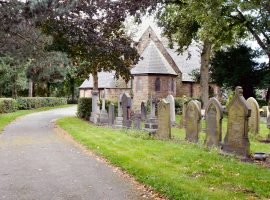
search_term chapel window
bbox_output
[155,78,161,91]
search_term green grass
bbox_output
[0,104,73,133]
[57,117,270,200]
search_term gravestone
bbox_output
[144,99,158,130]
[108,103,115,126]
[99,98,109,124]
[223,86,251,157]
[122,93,132,128]
[90,90,100,124]
[166,95,176,125]
[247,97,260,135]
[180,100,189,128]
[185,100,202,143]
[133,112,142,130]
[141,102,147,121]
[156,99,171,139]
[205,97,223,147]
[114,93,124,128]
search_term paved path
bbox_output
[0,106,147,200]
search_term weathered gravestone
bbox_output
[223,86,251,157]
[144,99,158,130]
[141,102,147,121]
[114,93,124,128]
[122,93,132,128]
[205,97,223,147]
[133,111,142,130]
[99,98,109,124]
[156,99,171,139]
[180,100,189,128]
[185,100,202,143]
[166,95,176,125]
[247,97,260,135]
[108,103,115,126]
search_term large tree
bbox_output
[210,44,269,99]
[30,0,140,93]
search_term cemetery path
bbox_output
[0,106,147,200]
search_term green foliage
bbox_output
[17,97,67,110]
[210,44,268,99]
[175,97,192,115]
[77,98,92,119]
[0,98,18,114]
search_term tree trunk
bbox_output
[28,78,33,97]
[266,56,270,102]
[92,69,99,92]
[47,82,51,97]
[70,78,75,101]
[200,39,212,108]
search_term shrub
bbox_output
[0,98,18,113]
[175,97,192,115]
[17,97,67,110]
[77,98,92,119]
[105,100,118,115]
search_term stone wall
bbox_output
[132,75,177,110]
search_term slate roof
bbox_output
[131,41,178,76]
[79,71,116,89]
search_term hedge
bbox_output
[17,97,67,110]
[0,98,18,114]
[77,98,92,119]
[77,98,118,119]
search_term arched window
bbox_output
[168,79,174,92]
[155,78,161,91]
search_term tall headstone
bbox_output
[223,86,251,157]
[156,99,171,139]
[180,100,188,128]
[90,90,100,124]
[166,95,176,125]
[108,103,115,126]
[122,93,132,128]
[247,97,260,135]
[133,112,142,130]
[185,100,202,143]
[144,99,158,130]
[114,93,124,128]
[99,98,109,124]
[205,97,223,147]
[141,102,147,121]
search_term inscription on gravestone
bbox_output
[156,99,171,139]
[223,86,251,157]
[185,100,201,143]
[205,97,223,147]
[247,97,260,135]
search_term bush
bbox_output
[0,98,18,113]
[175,97,192,115]
[17,97,67,110]
[67,99,78,104]
[77,98,92,119]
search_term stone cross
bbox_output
[122,93,132,128]
[205,97,223,147]
[247,97,260,135]
[156,99,171,139]
[108,103,115,126]
[166,95,176,125]
[141,102,147,121]
[223,86,251,157]
[185,100,202,143]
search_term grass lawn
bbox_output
[57,117,270,200]
[0,104,73,133]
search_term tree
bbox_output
[0,55,27,98]
[30,0,140,94]
[210,44,268,99]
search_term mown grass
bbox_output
[57,117,270,200]
[0,104,73,133]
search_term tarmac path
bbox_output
[0,106,147,200]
